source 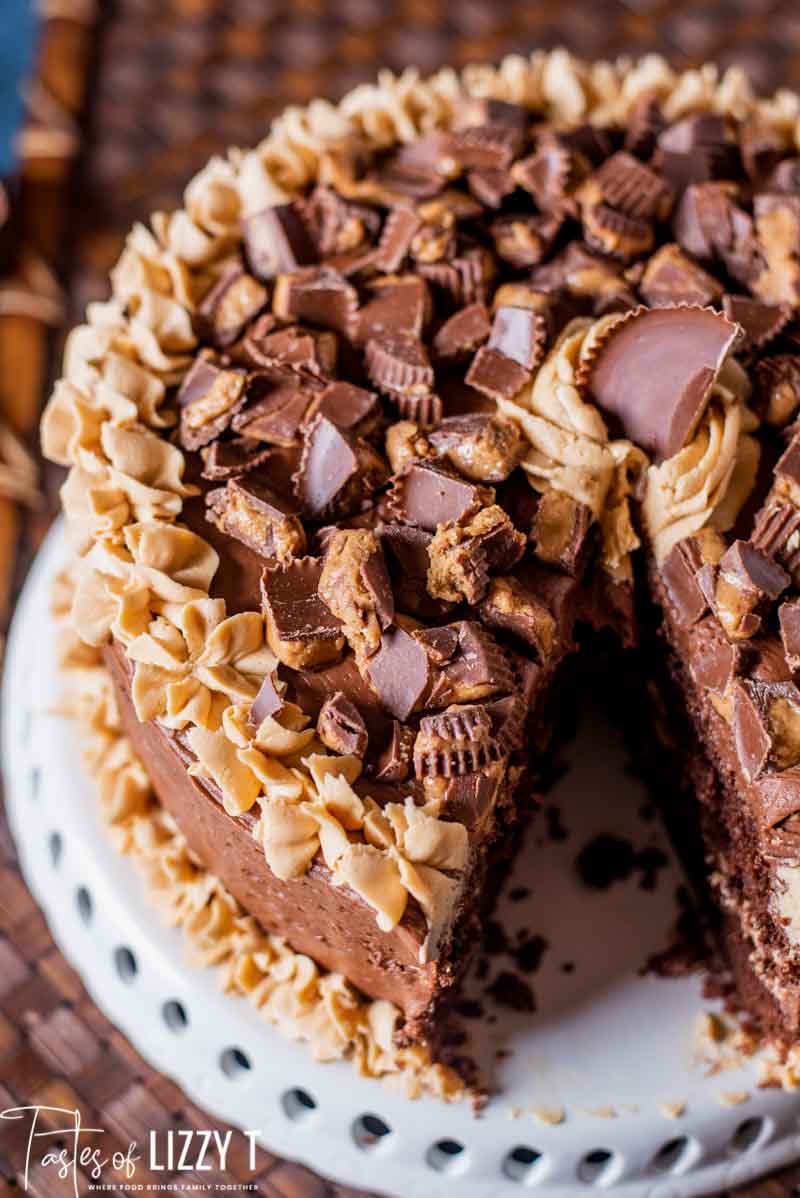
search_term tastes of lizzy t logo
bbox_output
[1,1106,262,1194]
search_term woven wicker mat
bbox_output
[6,2,800,1195]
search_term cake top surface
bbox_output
[41,48,800,953]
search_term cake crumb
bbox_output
[530,1105,565,1125]
[696,1011,726,1044]
[659,1101,686,1119]
[509,1106,522,1119]
[718,1090,749,1107]
[587,1105,617,1118]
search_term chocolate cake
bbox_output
[41,49,800,1063]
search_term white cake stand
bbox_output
[5,522,800,1198]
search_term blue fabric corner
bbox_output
[0,0,38,175]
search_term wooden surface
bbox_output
[4,2,800,1195]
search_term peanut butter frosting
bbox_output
[42,48,800,948]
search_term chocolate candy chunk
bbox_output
[529,241,636,312]
[584,306,739,461]
[624,94,665,160]
[488,306,547,371]
[733,679,800,782]
[195,262,268,348]
[318,528,394,659]
[766,158,800,194]
[722,295,791,355]
[308,380,379,435]
[468,167,516,209]
[317,692,368,757]
[588,151,674,221]
[372,720,416,782]
[639,243,723,308]
[273,266,357,338]
[243,203,318,280]
[531,491,594,576]
[243,318,338,376]
[490,212,562,268]
[364,333,434,397]
[752,355,800,427]
[379,523,453,621]
[428,413,525,483]
[511,138,583,212]
[479,574,558,663]
[655,113,737,189]
[455,97,530,131]
[780,601,800,672]
[261,556,344,669]
[753,194,800,305]
[739,116,784,182]
[232,370,320,446]
[364,626,430,720]
[673,183,762,287]
[200,437,273,481]
[581,201,654,263]
[300,186,380,257]
[206,477,306,562]
[432,303,491,362]
[751,502,800,584]
[448,123,525,171]
[177,356,247,451]
[751,637,795,684]
[776,437,800,497]
[690,620,741,696]
[249,674,285,727]
[466,346,530,402]
[418,246,495,309]
[660,535,719,626]
[713,539,789,642]
[428,505,525,604]
[294,415,387,519]
[414,703,502,779]
[419,620,513,707]
[376,133,459,197]
[387,461,488,531]
[356,275,431,343]
[373,207,422,273]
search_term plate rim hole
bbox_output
[352,1113,392,1151]
[503,1144,544,1183]
[577,1148,621,1186]
[113,945,138,984]
[48,831,63,867]
[650,1135,696,1175]
[281,1087,317,1120]
[219,1046,252,1079]
[425,1138,468,1175]
[730,1116,769,1154]
[75,886,93,925]
[161,999,188,1033]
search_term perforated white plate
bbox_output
[5,523,800,1197]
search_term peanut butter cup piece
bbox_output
[232,370,320,446]
[466,346,530,402]
[364,626,431,720]
[364,332,434,399]
[531,491,593,576]
[584,306,740,461]
[273,266,357,338]
[479,574,557,663]
[177,355,247,451]
[195,262,269,348]
[752,502,800,584]
[413,703,502,779]
[722,295,791,354]
[261,556,344,669]
[206,477,306,562]
[200,437,272,481]
[713,540,789,641]
[387,461,489,532]
[249,674,285,727]
[752,355,800,426]
[780,601,800,672]
[432,303,491,362]
[639,244,723,308]
[317,692,369,757]
[356,275,431,343]
[373,207,422,273]
[319,528,394,659]
[294,415,387,518]
[733,679,800,781]
[427,413,525,482]
[242,319,338,375]
[243,203,319,280]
